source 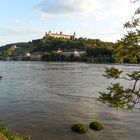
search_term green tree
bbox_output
[99,67,140,109]
[115,1,140,63]
[4,48,14,57]
[99,1,140,109]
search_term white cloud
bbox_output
[0,28,45,46]
[35,0,104,19]
[35,0,138,20]
[0,28,44,36]
[108,0,136,17]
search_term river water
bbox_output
[0,61,140,140]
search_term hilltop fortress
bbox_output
[44,31,76,40]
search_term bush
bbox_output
[71,123,88,134]
[89,121,104,131]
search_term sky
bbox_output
[0,0,139,46]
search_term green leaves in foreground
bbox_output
[104,67,122,79]
[99,67,140,109]
[0,121,31,140]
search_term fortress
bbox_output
[44,31,76,40]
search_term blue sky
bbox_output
[0,0,139,46]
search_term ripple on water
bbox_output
[0,62,140,140]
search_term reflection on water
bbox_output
[0,61,140,140]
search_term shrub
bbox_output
[89,121,104,131]
[71,123,88,134]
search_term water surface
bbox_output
[0,62,140,140]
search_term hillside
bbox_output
[0,35,115,62]
[0,37,114,52]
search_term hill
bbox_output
[0,35,115,61]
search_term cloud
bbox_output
[35,0,103,19]
[108,0,136,17]
[0,28,45,46]
[0,28,44,36]
[35,0,138,20]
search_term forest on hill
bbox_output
[0,37,114,58]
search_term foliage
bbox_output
[0,37,114,58]
[71,123,88,134]
[89,121,104,131]
[114,1,140,63]
[0,121,31,140]
[103,67,123,79]
[4,48,14,57]
[86,47,113,57]
[99,1,140,110]
[99,67,140,109]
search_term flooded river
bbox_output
[0,62,140,140]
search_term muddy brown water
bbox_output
[0,62,140,140]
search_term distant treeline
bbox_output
[1,36,139,63]
[0,37,114,58]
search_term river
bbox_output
[0,61,140,140]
